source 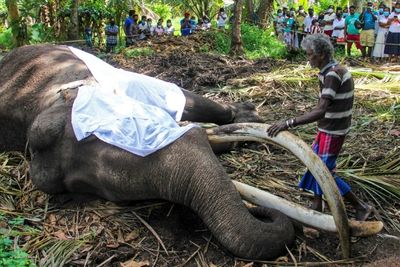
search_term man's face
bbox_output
[306,49,324,69]
[350,7,355,15]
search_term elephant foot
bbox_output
[230,102,264,123]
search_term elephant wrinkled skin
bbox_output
[0,45,294,260]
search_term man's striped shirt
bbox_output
[318,62,354,135]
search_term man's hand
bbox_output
[267,120,288,137]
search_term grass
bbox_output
[123,47,154,58]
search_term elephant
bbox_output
[0,45,295,260]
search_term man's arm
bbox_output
[267,97,331,137]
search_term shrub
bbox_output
[0,28,13,50]
[124,47,154,58]
[0,236,35,267]
[213,23,287,59]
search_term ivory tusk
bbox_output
[233,180,383,237]
[206,123,351,258]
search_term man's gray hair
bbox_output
[301,33,334,61]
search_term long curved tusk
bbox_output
[233,180,383,237]
[206,123,351,258]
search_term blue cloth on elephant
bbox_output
[69,47,197,157]
[298,131,351,196]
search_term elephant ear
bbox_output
[28,100,68,153]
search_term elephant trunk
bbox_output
[155,148,295,260]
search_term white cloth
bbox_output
[373,17,389,58]
[332,18,345,38]
[69,46,196,157]
[388,12,400,33]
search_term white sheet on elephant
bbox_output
[68,46,186,121]
[68,47,197,157]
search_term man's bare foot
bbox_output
[355,204,373,221]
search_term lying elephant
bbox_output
[0,45,294,260]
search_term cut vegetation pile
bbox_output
[0,42,399,266]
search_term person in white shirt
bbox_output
[332,11,345,40]
[323,5,336,37]
[154,19,164,37]
[373,6,390,60]
[384,3,400,61]
[304,7,317,34]
[137,16,148,40]
[217,7,227,30]
[164,19,175,36]
[146,18,155,37]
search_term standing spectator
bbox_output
[332,11,346,44]
[323,5,336,37]
[305,7,317,34]
[131,14,139,38]
[217,7,228,30]
[190,16,197,30]
[375,2,386,36]
[373,6,390,61]
[146,18,155,38]
[105,18,119,53]
[282,5,288,19]
[317,11,325,24]
[378,2,385,15]
[384,3,400,62]
[196,18,205,31]
[274,9,286,40]
[268,33,372,221]
[310,19,322,34]
[343,6,349,19]
[84,25,92,47]
[165,19,175,36]
[181,12,192,36]
[124,10,135,46]
[202,15,212,29]
[296,6,307,48]
[284,10,296,49]
[154,19,164,37]
[359,2,378,58]
[138,16,147,40]
[345,6,362,56]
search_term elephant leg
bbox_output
[28,100,69,195]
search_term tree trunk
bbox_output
[246,0,254,23]
[352,0,365,12]
[5,0,26,47]
[256,0,274,28]
[230,0,244,56]
[70,0,80,40]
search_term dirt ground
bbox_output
[1,36,399,266]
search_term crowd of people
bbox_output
[98,8,230,52]
[274,1,400,62]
